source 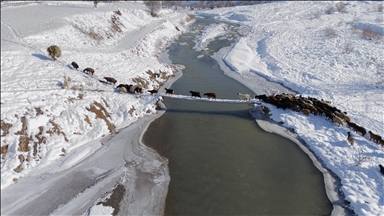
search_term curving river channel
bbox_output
[143,18,333,215]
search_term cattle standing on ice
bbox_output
[71,62,79,70]
[189,91,201,98]
[83,68,94,76]
[165,88,174,94]
[204,92,216,99]
[237,93,251,101]
[148,89,158,95]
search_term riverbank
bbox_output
[211,40,346,215]
[67,51,185,215]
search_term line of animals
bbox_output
[70,61,384,148]
[253,93,384,147]
[70,61,151,94]
[169,89,254,101]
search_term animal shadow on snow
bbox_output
[99,80,113,85]
[56,81,64,88]
[66,64,75,70]
[32,53,51,61]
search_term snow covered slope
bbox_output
[1,1,193,190]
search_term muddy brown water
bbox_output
[143,18,332,215]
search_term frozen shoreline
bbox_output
[211,46,347,215]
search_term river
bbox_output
[143,17,333,215]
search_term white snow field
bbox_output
[1,1,384,215]
[1,1,194,215]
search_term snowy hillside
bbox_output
[1,1,193,190]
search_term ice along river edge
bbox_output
[212,45,348,216]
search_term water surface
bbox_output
[143,18,332,215]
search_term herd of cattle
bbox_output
[253,93,384,146]
[70,61,383,147]
[71,61,147,94]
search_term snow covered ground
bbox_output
[195,1,384,215]
[1,1,384,215]
[1,1,194,215]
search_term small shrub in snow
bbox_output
[375,16,383,24]
[325,5,335,15]
[274,7,279,13]
[325,27,337,38]
[186,14,195,22]
[190,3,198,11]
[208,2,215,9]
[110,14,123,33]
[354,148,372,166]
[378,3,383,12]
[336,2,346,13]
[351,24,359,34]
[344,43,354,54]
[73,24,103,41]
[143,1,161,16]
[63,76,69,89]
[155,38,163,51]
[216,2,223,8]
[47,45,61,60]
[225,1,235,7]
[114,10,121,16]
[370,57,376,62]
[362,27,381,41]
[353,16,361,22]
[311,11,321,19]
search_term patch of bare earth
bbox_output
[47,120,69,142]
[14,154,25,173]
[101,97,109,108]
[14,116,31,152]
[86,101,115,134]
[1,145,8,160]
[35,107,43,116]
[33,126,46,157]
[84,115,92,127]
[132,76,149,89]
[128,106,136,116]
[1,120,12,137]
[60,148,66,157]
